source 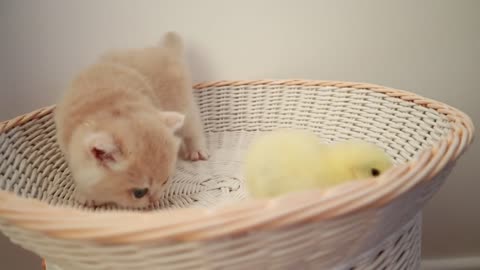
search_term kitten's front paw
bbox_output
[181,137,209,161]
[74,191,96,207]
[148,199,161,208]
[184,149,209,161]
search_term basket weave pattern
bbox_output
[0,80,474,270]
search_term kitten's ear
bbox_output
[84,132,122,167]
[160,111,185,132]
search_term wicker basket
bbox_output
[0,80,474,270]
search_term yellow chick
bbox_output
[244,129,394,198]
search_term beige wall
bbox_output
[1,0,479,268]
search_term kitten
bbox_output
[54,32,208,208]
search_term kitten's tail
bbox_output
[162,31,183,56]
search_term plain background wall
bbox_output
[0,0,479,268]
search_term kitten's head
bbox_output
[70,111,184,208]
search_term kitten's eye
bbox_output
[132,188,149,199]
[371,168,380,177]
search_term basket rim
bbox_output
[0,79,474,245]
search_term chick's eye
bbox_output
[132,188,149,199]
[371,168,380,177]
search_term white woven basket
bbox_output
[0,80,474,270]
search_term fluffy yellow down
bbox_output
[244,129,393,198]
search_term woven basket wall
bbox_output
[0,80,474,270]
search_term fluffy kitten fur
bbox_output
[55,32,208,208]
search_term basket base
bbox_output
[44,212,422,270]
[337,212,422,270]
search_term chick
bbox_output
[244,129,393,198]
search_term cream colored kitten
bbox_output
[55,32,208,208]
